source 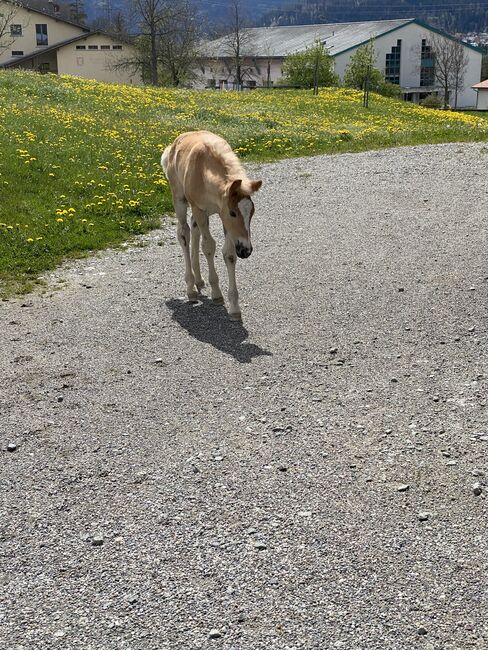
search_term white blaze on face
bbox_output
[238,197,253,238]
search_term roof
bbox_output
[201,17,483,58]
[4,0,89,30]
[472,80,488,89]
[201,19,413,58]
[0,31,127,68]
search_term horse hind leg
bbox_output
[175,198,197,302]
[190,215,204,291]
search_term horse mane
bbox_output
[205,138,254,195]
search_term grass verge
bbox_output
[1,70,487,297]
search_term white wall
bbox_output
[477,89,488,109]
[0,1,87,64]
[56,33,142,85]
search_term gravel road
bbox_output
[1,142,487,650]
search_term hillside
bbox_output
[262,0,488,34]
[1,70,487,296]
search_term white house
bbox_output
[197,18,483,108]
[0,0,141,84]
[472,79,488,109]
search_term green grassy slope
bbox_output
[1,70,487,296]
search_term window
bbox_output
[385,39,401,84]
[88,45,98,50]
[76,45,86,50]
[36,24,48,46]
[420,39,435,87]
[39,62,50,72]
[112,45,122,50]
[10,24,22,36]
[100,45,110,50]
[12,51,24,56]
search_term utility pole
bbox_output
[313,44,320,96]
[363,64,371,108]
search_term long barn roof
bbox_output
[201,19,413,58]
[201,18,482,58]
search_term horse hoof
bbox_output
[229,311,242,321]
[212,296,224,305]
[188,292,199,303]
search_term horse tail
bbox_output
[161,145,171,174]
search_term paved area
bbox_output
[1,143,487,650]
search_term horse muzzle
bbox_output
[236,242,252,259]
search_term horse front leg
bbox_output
[223,234,241,320]
[190,215,204,292]
[195,209,224,304]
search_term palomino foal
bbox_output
[161,131,262,320]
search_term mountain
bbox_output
[74,0,488,34]
[261,0,488,34]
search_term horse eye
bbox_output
[230,210,237,217]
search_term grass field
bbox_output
[1,70,488,296]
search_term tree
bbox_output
[157,2,199,86]
[217,0,255,90]
[118,0,200,86]
[428,33,469,109]
[482,54,488,81]
[0,4,18,55]
[282,39,338,91]
[69,0,87,25]
[343,39,402,98]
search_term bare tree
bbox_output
[157,1,200,86]
[218,0,256,90]
[429,33,469,109]
[0,3,19,55]
[115,0,199,86]
[129,0,168,84]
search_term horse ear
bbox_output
[251,180,262,193]
[228,179,242,204]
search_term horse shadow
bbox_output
[165,296,272,363]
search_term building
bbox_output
[0,0,141,84]
[472,79,488,109]
[197,18,483,108]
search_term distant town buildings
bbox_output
[197,18,484,108]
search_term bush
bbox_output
[420,94,443,109]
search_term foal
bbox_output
[161,131,262,320]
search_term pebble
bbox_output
[7,443,17,452]
[418,512,429,521]
[208,629,222,639]
[417,626,428,635]
[397,484,410,492]
[253,541,267,550]
[329,347,338,354]
[91,534,104,546]
[472,482,483,496]
[278,466,288,472]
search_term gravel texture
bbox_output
[1,142,487,650]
